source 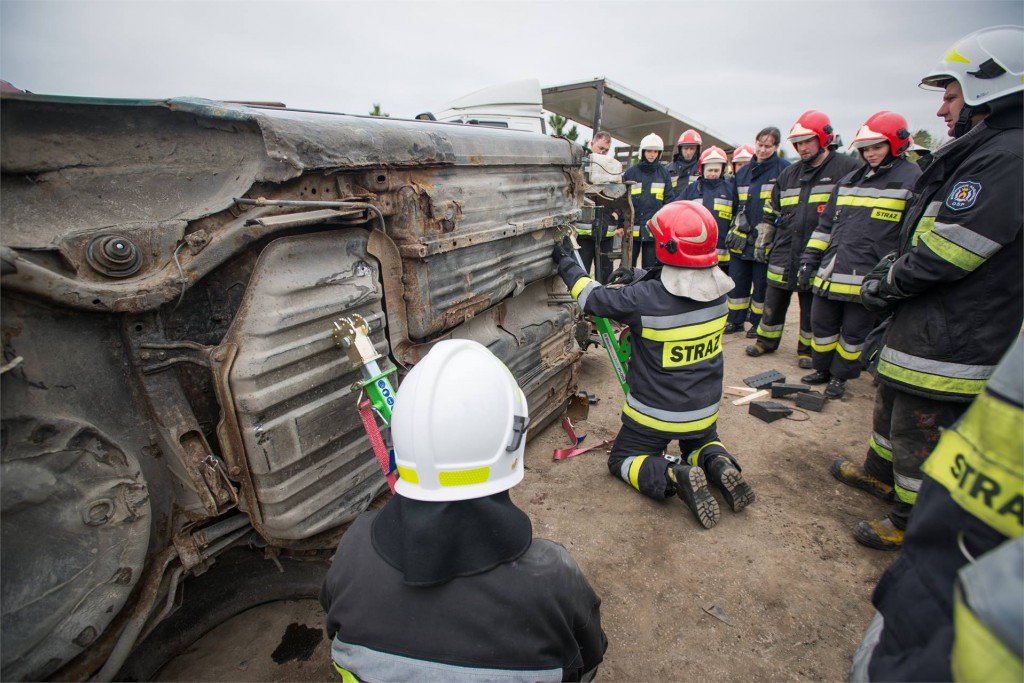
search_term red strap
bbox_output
[553,417,614,460]
[357,397,397,493]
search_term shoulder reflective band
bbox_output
[922,389,1023,538]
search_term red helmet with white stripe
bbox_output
[850,111,913,157]
[731,145,755,164]
[677,129,703,147]
[647,201,719,268]
[788,111,835,149]
[698,146,729,174]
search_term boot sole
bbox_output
[830,460,895,502]
[718,467,756,513]
[852,522,903,551]
[678,467,720,529]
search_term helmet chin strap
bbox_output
[953,105,978,139]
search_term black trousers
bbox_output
[809,296,878,380]
[578,236,613,285]
[756,285,813,357]
[607,421,734,500]
[861,383,967,529]
[630,240,657,269]
[726,258,767,329]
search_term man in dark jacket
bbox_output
[321,339,607,681]
[553,201,755,530]
[666,129,702,196]
[831,25,1023,551]
[746,111,861,366]
[798,111,922,399]
[623,133,673,268]
[724,127,790,336]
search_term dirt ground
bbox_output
[159,303,896,682]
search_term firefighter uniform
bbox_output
[801,157,921,380]
[851,337,1023,681]
[753,151,861,356]
[556,258,740,502]
[667,154,700,197]
[725,154,789,331]
[680,175,736,272]
[623,159,672,268]
[860,110,1023,531]
[576,209,619,284]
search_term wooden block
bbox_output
[731,389,770,406]
[724,386,758,397]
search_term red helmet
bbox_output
[677,129,703,147]
[731,145,755,164]
[698,146,729,174]
[647,201,719,268]
[850,111,913,157]
[787,110,835,148]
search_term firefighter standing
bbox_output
[850,336,1023,681]
[552,201,755,529]
[730,144,754,176]
[723,127,790,336]
[746,112,861,365]
[680,146,736,273]
[578,131,621,283]
[321,340,607,681]
[623,133,673,268]
[798,112,922,399]
[831,25,1023,550]
[667,129,702,196]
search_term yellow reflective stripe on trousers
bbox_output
[334,663,360,683]
[627,455,648,490]
[835,196,909,211]
[877,347,992,396]
[687,440,725,467]
[922,389,1024,538]
[870,433,893,461]
[951,587,1024,683]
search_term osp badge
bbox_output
[945,180,982,211]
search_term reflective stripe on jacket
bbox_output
[667,153,699,195]
[765,151,862,289]
[877,117,1023,401]
[557,258,725,436]
[802,157,921,301]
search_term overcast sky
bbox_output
[2,0,1022,149]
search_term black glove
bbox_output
[861,278,898,313]
[608,267,635,285]
[725,227,749,254]
[551,244,570,264]
[796,263,813,291]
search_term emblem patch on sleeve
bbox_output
[945,181,982,211]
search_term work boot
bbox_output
[798,356,813,369]
[669,465,720,529]
[745,343,773,357]
[830,459,895,502]
[745,327,758,339]
[825,378,847,399]
[706,456,756,513]
[724,323,743,334]
[801,370,830,385]
[853,517,904,551]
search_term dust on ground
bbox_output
[159,304,896,682]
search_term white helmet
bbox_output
[920,25,1024,106]
[391,339,529,502]
[639,133,664,152]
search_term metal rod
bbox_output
[233,198,387,235]
[192,513,250,548]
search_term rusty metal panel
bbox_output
[221,230,389,541]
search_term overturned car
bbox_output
[0,93,591,680]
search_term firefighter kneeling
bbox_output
[553,201,755,529]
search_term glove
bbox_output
[551,244,570,264]
[860,278,892,314]
[796,263,813,291]
[725,227,749,254]
[865,250,898,282]
[608,267,635,286]
[753,222,775,263]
